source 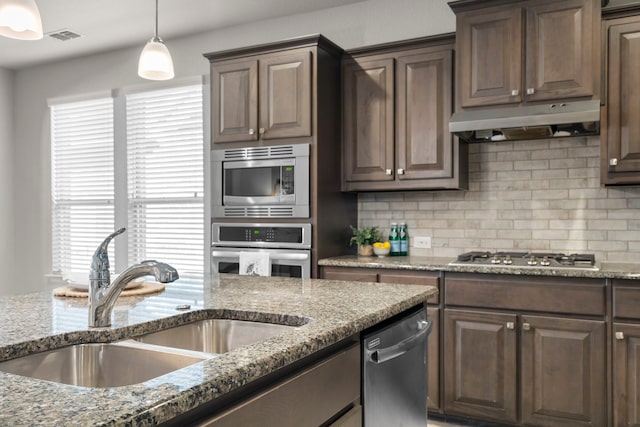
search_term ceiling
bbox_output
[0,0,364,70]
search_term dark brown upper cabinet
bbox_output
[207,46,312,145]
[450,0,601,110]
[601,12,640,185]
[342,35,467,192]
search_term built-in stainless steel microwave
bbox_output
[211,144,310,218]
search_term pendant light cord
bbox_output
[154,0,159,39]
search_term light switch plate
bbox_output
[414,236,431,249]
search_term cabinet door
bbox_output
[614,323,640,427]
[444,309,518,424]
[396,49,453,183]
[211,59,258,144]
[427,306,440,411]
[342,58,395,187]
[603,19,640,183]
[259,50,312,140]
[457,6,523,107]
[520,315,606,427]
[525,0,598,102]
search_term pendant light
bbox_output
[0,0,43,40]
[138,0,174,80]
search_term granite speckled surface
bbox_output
[0,274,436,426]
[318,255,640,280]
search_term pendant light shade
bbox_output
[0,0,43,40]
[138,0,174,80]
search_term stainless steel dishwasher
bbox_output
[362,305,432,427]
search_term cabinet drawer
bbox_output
[321,266,440,304]
[445,273,605,316]
[614,281,640,320]
[197,344,360,427]
[378,271,440,304]
[321,266,378,282]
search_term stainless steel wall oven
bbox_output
[211,222,311,278]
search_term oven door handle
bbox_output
[211,250,309,261]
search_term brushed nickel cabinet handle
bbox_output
[385,169,393,176]
[616,331,625,340]
[610,158,618,166]
[249,128,255,135]
[397,168,405,175]
[506,322,515,330]
[511,89,519,96]
[526,88,535,95]
[522,323,531,331]
[259,128,265,134]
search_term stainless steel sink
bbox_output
[134,319,297,354]
[0,341,208,388]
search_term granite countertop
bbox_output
[0,274,436,426]
[318,255,640,280]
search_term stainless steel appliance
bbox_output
[211,222,311,278]
[449,251,599,271]
[211,144,310,218]
[362,306,432,427]
[449,99,601,143]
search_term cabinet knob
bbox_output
[511,89,519,96]
[522,323,531,331]
[610,158,618,166]
[526,88,535,95]
[616,331,625,340]
[506,322,515,330]
[259,128,265,134]
[397,168,405,175]
[385,169,393,176]
[249,128,255,135]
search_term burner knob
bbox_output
[503,255,513,265]
[540,256,551,266]
[527,256,538,266]
[491,256,502,264]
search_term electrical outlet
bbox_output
[414,236,431,249]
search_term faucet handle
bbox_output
[90,227,126,273]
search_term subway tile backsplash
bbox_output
[357,136,640,262]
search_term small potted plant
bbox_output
[349,225,383,256]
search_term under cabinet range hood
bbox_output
[449,100,601,143]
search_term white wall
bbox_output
[9,0,456,294]
[0,67,15,295]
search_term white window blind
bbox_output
[126,85,204,276]
[51,97,115,275]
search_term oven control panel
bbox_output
[212,223,311,249]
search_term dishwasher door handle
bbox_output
[368,319,432,364]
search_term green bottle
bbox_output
[389,223,400,256]
[399,222,408,256]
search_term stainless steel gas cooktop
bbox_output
[449,251,599,271]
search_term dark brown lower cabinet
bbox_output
[613,280,640,427]
[444,309,518,424]
[444,309,606,427]
[614,323,640,427]
[520,315,606,427]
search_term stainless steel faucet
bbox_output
[88,227,179,327]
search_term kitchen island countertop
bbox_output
[0,274,436,426]
[318,255,640,280]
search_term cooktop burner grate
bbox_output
[452,251,598,270]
